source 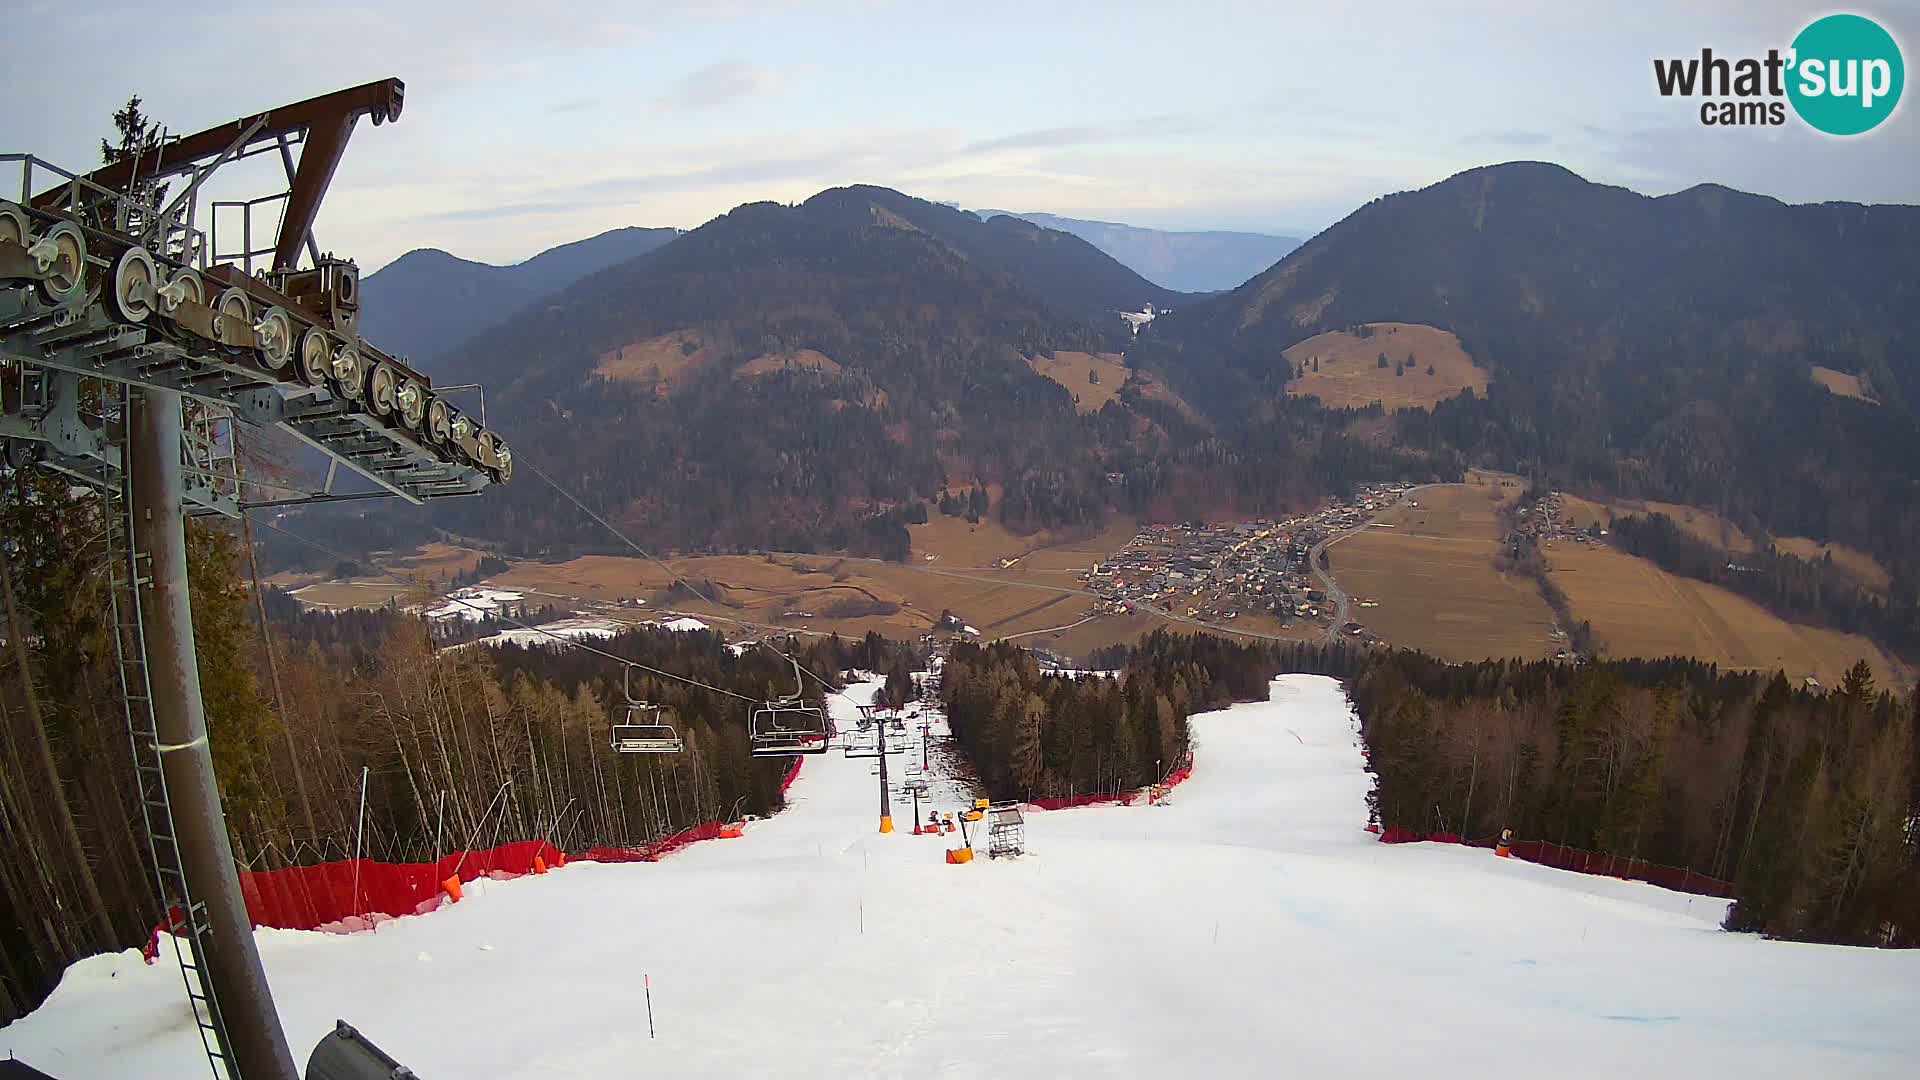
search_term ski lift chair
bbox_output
[750,654,832,757]
[845,705,907,758]
[610,666,684,753]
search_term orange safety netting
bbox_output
[150,756,811,951]
[1023,754,1194,812]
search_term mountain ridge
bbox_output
[358,225,682,371]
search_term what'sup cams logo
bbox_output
[1654,13,1904,134]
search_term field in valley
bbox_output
[1558,494,1758,552]
[1810,364,1877,403]
[1559,494,1894,598]
[1770,536,1894,595]
[1544,542,1902,688]
[1281,322,1486,411]
[1326,477,1562,662]
[1025,350,1129,414]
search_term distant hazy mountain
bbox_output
[358,226,681,372]
[975,210,1299,293]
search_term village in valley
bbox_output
[1078,482,1418,636]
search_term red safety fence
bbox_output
[1023,754,1195,812]
[239,839,565,931]
[1501,838,1736,899]
[149,756,817,951]
[1376,828,1735,899]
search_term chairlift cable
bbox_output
[515,453,861,704]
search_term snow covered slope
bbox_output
[8,677,1918,1077]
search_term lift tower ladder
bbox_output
[102,382,235,1080]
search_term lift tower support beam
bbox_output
[131,387,299,1080]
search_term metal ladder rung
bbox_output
[100,381,236,1079]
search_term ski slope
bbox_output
[8,676,1919,1077]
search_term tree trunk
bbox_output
[0,554,115,952]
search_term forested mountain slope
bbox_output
[1138,162,1920,645]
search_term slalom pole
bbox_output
[645,974,656,1039]
[351,765,370,925]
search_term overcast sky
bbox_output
[6,0,1916,271]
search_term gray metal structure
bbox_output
[2,79,507,1080]
[986,804,1026,859]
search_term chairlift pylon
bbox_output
[610,664,684,753]
[750,646,832,757]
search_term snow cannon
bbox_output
[1495,828,1513,858]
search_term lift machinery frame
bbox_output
[2,78,511,1080]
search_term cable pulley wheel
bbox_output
[0,203,28,248]
[396,379,427,429]
[298,328,332,385]
[110,247,159,324]
[331,345,366,399]
[160,267,204,316]
[33,221,87,307]
[254,307,295,371]
[368,363,399,416]
[425,397,452,444]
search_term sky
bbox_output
[4,0,1916,271]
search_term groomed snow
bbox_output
[8,676,1917,1077]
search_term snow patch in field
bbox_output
[653,617,709,633]
[423,587,524,622]
[448,618,620,650]
[8,676,1919,1078]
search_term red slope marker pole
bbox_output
[645,973,655,1039]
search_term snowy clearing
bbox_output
[446,617,622,650]
[7,676,1917,1077]
[423,587,525,622]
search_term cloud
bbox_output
[1465,130,1552,147]
[961,114,1208,154]
[962,126,1110,154]
[654,62,783,109]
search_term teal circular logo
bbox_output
[1787,14,1904,135]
